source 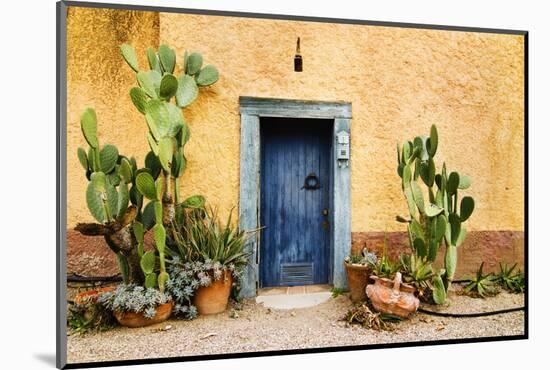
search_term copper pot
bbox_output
[366,272,419,318]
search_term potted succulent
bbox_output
[344,247,378,302]
[166,207,251,315]
[99,284,173,328]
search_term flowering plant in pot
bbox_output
[166,207,251,316]
[344,247,378,303]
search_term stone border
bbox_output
[239,96,352,297]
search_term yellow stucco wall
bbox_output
[66,7,159,227]
[67,8,524,233]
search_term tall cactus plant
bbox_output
[396,125,475,303]
[75,43,217,293]
[120,43,217,292]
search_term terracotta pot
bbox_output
[74,286,115,305]
[344,262,371,302]
[366,272,419,318]
[193,270,233,315]
[114,301,173,328]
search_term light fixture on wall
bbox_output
[294,37,303,72]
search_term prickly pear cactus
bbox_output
[119,43,219,292]
[396,124,475,303]
[76,43,215,293]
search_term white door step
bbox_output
[256,292,332,310]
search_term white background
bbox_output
[0,0,545,368]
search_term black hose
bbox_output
[67,273,122,282]
[418,306,524,318]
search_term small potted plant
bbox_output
[344,246,378,302]
[166,207,251,315]
[99,284,173,328]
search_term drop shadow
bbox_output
[34,353,57,367]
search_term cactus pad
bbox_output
[158,44,176,74]
[447,172,460,195]
[144,273,157,289]
[460,196,475,221]
[77,147,88,171]
[135,172,158,200]
[186,52,203,75]
[176,74,198,107]
[118,158,133,184]
[153,224,166,254]
[196,65,219,86]
[120,44,139,72]
[158,137,174,172]
[99,144,119,174]
[129,87,148,114]
[145,151,162,179]
[159,73,178,101]
[80,108,99,148]
[146,47,161,73]
[140,251,156,274]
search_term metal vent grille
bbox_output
[280,263,314,285]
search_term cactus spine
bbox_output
[397,124,475,303]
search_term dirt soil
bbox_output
[67,290,525,364]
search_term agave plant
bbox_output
[168,206,251,268]
[495,263,525,293]
[370,233,400,279]
[464,262,497,298]
[75,44,219,293]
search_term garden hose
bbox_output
[417,306,524,318]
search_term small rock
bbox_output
[230,310,240,319]
[436,325,445,331]
[290,311,296,317]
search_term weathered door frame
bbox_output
[239,96,352,298]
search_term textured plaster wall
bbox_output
[66,8,524,235]
[66,7,159,227]
[160,13,525,233]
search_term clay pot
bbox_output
[344,262,371,302]
[74,286,115,305]
[114,301,173,328]
[366,272,419,318]
[193,270,233,315]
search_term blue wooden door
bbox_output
[260,118,332,287]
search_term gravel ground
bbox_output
[67,289,524,364]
